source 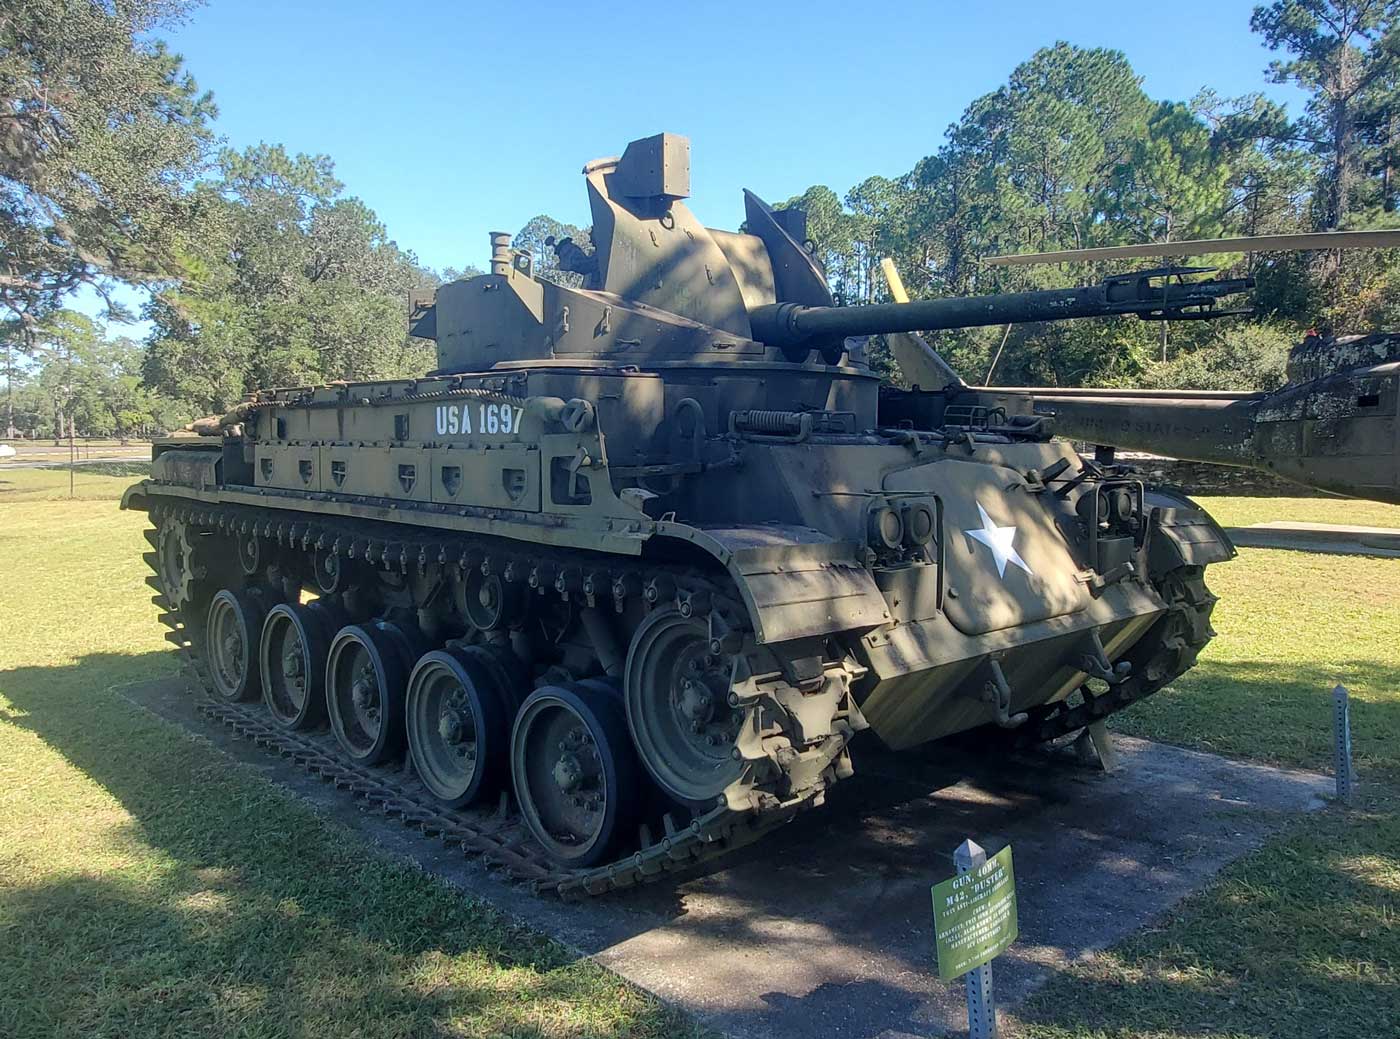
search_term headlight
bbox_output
[901,502,935,546]
[868,505,904,551]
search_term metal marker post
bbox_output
[954,839,997,1039]
[1333,684,1354,801]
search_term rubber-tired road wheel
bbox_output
[405,647,515,808]
[259,600,339,730]
[205,588,268,703]
[624,608,744,807]
[326,621,417,765]
[511,682,640,868]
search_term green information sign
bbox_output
[931,844,1018,981]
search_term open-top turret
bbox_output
[122,134,1235,895]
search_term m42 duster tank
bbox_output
[125,134,1237,896]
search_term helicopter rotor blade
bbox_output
[981,230,1400,267]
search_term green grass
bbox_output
[2,471,1396,1038]
[1113,547,1400,781]
[1017,535,1400,1037]
[1017,796,1400,1038]
[1193,494,1400,530]
[0,496,697,1038]
[0,462,152,502]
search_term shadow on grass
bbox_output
[0,652,696,1039]
[1015,786,1400,1039]
[1116,654,1400,783]
[4,646,1398,1039]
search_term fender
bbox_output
[1144,487,1237,577]
[119,482,150,511]
[649,523,890,644]
[122,448,224,512]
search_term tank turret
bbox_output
[413,133,1250,378]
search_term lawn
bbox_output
[1019,499,1400,1038]
[0,467,1396,1038]
[1193,493,1400,530]
[0,461,152,502]
[0,471,696,1039]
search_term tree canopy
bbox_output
[140,145,439,412]
[1,0,215,331]
[10,2,1400,436]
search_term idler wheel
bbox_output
[205,588,268,703]
[624,608,744,807]
[511,681,640,867]
[326,621,418,765]
[405,647,517,808]
[259,600,339,730]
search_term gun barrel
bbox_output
[1026,392,1263,466]
[748,274,1254,346]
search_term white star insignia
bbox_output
[965,502,1033,579]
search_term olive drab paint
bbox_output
[121,133,1235,883]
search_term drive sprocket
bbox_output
[155,517,206,613]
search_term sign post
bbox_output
[932,840,1017,1039]
[1333,684,1354,801]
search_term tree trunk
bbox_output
[1329,95,1352,229]
[3,335,13,439]
[1327,49,1355,231]
[1385,111,1397,212]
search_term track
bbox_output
[142,497,793,900]
[136,495,1218,899]
[1008,565,1218,747]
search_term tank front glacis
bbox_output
[123,133,1234,893]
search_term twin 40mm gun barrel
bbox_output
[747,268,1254,346]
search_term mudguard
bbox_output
[1145,487,1236,577]
[653,524,890,644]
[119,482,149,511]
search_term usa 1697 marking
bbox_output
[435,402,524,437]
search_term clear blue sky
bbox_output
[87,0,1304,327]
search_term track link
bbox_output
[1010,565,1219,746]
[143,497,790,899]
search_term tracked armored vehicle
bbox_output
[124,134,1238,896]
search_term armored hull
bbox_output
[124,134,1232,894]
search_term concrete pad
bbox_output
[1226,521,1400,558]
[123,677,1330,1039]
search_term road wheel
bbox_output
[624,608,743,807]
[205,588,267,703]
[326,621,417,765]
[511,682,640,868]
[259,600,338,730]
[405,647,515,807]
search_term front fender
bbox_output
[119,481,150,511]
[1145,487,1236,577]
[650,523,890,643]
